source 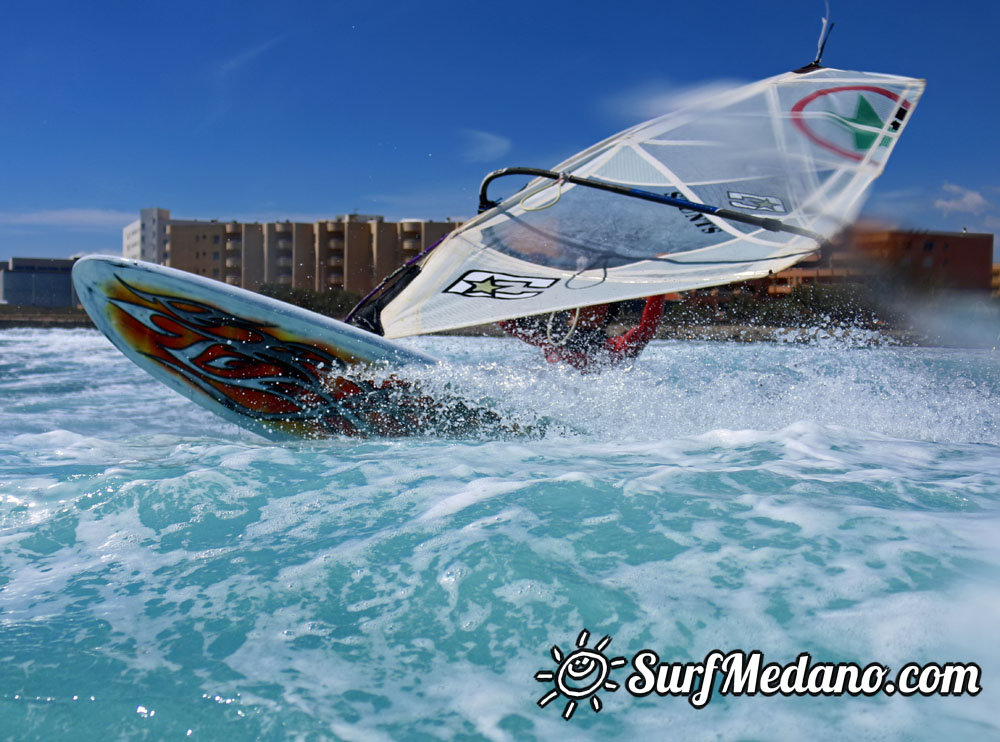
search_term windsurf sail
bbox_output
[362,65,925,339]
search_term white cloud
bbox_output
[602,79,746,120]
[457,129,512,163]
[202,36,285,126]
[863,187,927,222]
[361,187,472,222]
[0,209,137,228]
[215,36,285,79]
[933,183,991,216]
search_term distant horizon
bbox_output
[2,212,997,264]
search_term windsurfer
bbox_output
[498,296,666,372]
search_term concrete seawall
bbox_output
[0,309,94,329]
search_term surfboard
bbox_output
[72,256,516,439]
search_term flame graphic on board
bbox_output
[101,275,448,437]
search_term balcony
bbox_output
[401,238,421,253]
[225,257,241,268]
[326,272,344,286]
[276,256,293,268]
[327,255,344,268]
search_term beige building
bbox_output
[261,222,314,288]
[123,208,203,264]
[223,222,264,290]
[315,215,383,296]
[132,208,462,297]
[164,222,228,281]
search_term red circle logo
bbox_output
[790,85,908,162]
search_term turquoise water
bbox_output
[1,328,998,740]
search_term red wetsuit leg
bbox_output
[604,295,667,361]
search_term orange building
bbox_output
[765,228,994,295]
[850,229,993,292]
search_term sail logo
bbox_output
[444,270,558,299]
[790,85,910,162]
[727,192,786,213]
[667,192,722,234]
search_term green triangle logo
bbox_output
[827,95,892,151]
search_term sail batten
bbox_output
[375,66,924,339]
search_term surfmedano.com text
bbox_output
[626,650,982,708]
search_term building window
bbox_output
[924,240,934,252]
[213,252,220,260]
[923,256,933,269]
[213,235,220,244]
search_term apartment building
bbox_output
[122,208,170,263]
[164,222,228,280]
[223,222,264,291]
[127,208,461,296]
[261,221,314,288]
[123,208,207,264]
[315,215,382,296]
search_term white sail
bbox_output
[378,66,925,338]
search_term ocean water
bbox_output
[1,327,998,740]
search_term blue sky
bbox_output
[1,0,997,261]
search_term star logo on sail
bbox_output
[469,276,502,295]
[444,270,558,299]
[727,192,786,213]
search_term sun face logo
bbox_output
[535,629,627,720]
